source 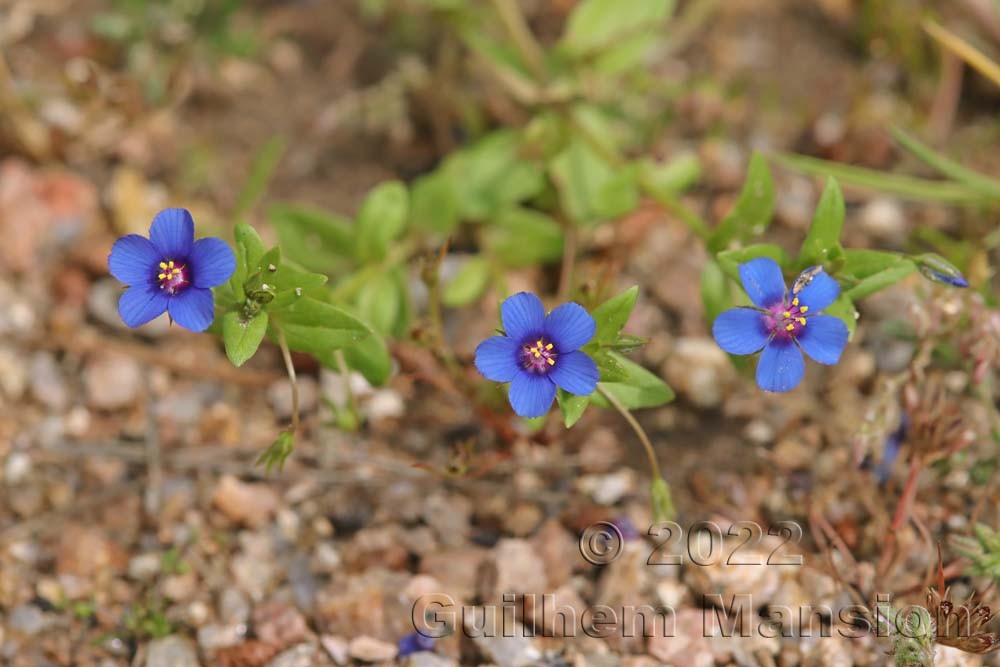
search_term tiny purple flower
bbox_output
[475,292,599,418]
[712,257,849,392]
[108,208,235,332]
[397,632,436,657]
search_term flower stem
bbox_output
[335,349,360,428]
[878,455,924,577]
[597,384,674,521]
[274,324,299,434]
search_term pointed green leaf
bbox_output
[709,153,775,252]
[356,181,409,261]
[557,388,589,428]
[591,285,639,345]
[590,355,674,409]
[443,257,492,307]
[799,177,845,267]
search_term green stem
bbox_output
[490,0,547,82]
[598,385,662,480]
[274,324,300,434]
[335,349,360,426]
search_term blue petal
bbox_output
[475,336,518,382]
[167,287,215,332]
[118,284,168,328]
[549,350,598,395]
[755,338,805,392]
[108,234,158,286]
[739,258,786,308]
[712,308,770,355]
[190,237,236,288]
[795,269,840,312]
[544,302,596,351]
[797,314,848,365]
[149,208,195,259]
[508,372,557,418]
[501,292,546,341]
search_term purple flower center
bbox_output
[520,337,557,374]
[764,296,810,340]
[157,259,189,295]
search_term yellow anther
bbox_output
[783,311,791,318]
[800,305,809,313]
[792,297,799,306]
[785,323,795,331]
[158,273,167,280]
[797,317,807,325]
[533,350,541,358]
[159,262,168,269]
[168,260,175,269]
[545,343,553,350]
[547,358,555,366]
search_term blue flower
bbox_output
[397,632,435,658]
[712,257,849,392]
[108,208,235,332]
[475,292,599,418]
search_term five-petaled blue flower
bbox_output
[475,292,599,418]
[108,208,235,332]
[712,257,849,392]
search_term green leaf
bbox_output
[222,311,269,367]
[443,257,492,307]
[638,152,701,198]
[268,202,354,272]
[484,208,564,267]
[891,127,1000,199]
[840,249,906,280]
[845,260,917,300]
[232,136,285,221]
[591,285,639,345]
[798,177,845,268]
[590,355,674,409]
[557,389,589,428]
[549,135,638,226]
[342,329,393,386]
[561,0,673,57]
[709,153,775,252]
[593,349,629,382]
[773,152,991,204]
[357,271,404,336]
[275,297,370,358]
[257,430,295,474]
[231,223,267,299]
[716,244,789,284]
[700,259,732,325]
[356,181,409,261]
[442,130,545,221]
[824,294,858,340]
[410,170,460,235]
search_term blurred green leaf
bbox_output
[356,181,409,261]
[709,153,774,252]
[638,152,701,197]
[231,222,266,299]
[700,259,732,325]
[561,0,673,57]
[410,170,460,235]
[358,271,404,335]
[268,202,354,272]
[443,257,492,307]
[840,249,906,280]
[442,130,545,221]
[232,136,285,221]
[773,152,991,204]
[557,388,589,428]
[485,208,564,267]
[798,177,845,268]
[342,329,393,386]
[891,127,1000,200]
[590,355,674,409]
[549,135,638,226]
[257,430,294,474]
[221,311,268,367]
[593,349,629,382]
